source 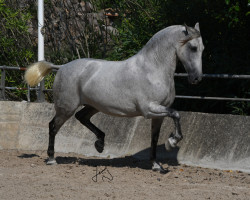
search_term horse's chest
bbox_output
[149,79,175,106]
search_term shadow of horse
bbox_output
[18,144,179,170]
[18,154,40,158]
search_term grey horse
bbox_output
[25,23,204,173]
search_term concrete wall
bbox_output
[0,101,250,173]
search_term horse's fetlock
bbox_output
[47,149,54,157]
[99,135,105,141]
[95,139,104,153]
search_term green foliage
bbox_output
[0,0,34,65]
[101,0,250,115]
[0,0,36,101]
[0,0,249,114]
[102,0,165,60]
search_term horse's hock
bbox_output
[0,101,249,173]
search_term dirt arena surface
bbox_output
[0,150,249,200]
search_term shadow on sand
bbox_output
[17,153,40,158]
[18,144,179,170]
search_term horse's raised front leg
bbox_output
[151,118,168,173]
[75,105,105,153]
[164,110,183,152]
[146,103,183,151]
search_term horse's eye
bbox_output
[190,46,197,52]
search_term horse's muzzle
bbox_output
[188,74,202,85]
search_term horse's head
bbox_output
[177,23,204,84]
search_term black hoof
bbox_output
[95,139,104,153]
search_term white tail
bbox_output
[25,61,55,87]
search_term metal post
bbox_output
[0,68,6,100]
[27,85,31,102]
[37,0,45,102]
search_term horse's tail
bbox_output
[25,61,60,87]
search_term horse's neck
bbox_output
[136,34,178,78]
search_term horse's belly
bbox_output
[80,88,140,117]
[97,106,140,117]
[87,100,140,117]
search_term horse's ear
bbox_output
[194,22,200,32]
[183,23,189,36]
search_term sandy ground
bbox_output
[0,150,249,200]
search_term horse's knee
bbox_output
[75,112,89,125]
[75,111,81,121]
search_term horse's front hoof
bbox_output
[165,140,174,151]
[152,162,168,174]
[95,139,104,153]
[46,158,57,165]
[165,135,177,151]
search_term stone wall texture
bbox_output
[0,101,250,173]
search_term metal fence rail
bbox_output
[1,66,250,102]
[0,66,36,101]
[174,73,250,102]
[175,73,250,79]
[175,95,250,102]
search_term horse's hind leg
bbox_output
[75,105,105,153]
[47,109,75,165]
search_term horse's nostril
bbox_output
[195,76,202,82]
[191,77,201,84]
[193,77,199,83]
